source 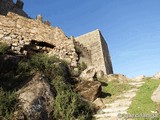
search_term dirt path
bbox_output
[94,79,145,120]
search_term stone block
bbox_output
[80,67,96,81]
[0,34,4,39]
[75,81,102,101]
[4,36,11,40]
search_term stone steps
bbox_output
[94,80,145,120]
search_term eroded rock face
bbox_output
[75,81,101,102]
[80,67,96,81]
[153,72,160,79]
[17,73,55,119]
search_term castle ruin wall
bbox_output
[0,12,78,67]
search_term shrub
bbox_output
[30,54,59,71]
[0,87,18,119]
[0,42,10,54]
[52,76,94,120]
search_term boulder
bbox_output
[153,72,160,79]
[80,67,96,81]
[151,85,160,103]
[17,73,55,119]
[96,70,104,79]
[93,98,105,109]
[75,81,101,102]
[105,74,129,83]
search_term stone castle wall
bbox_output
[75,30,113,75]
[99,32,113,74]
[74,41,92,66]
[0,12,78,67]
[0,0,113,74]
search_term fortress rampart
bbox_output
[0,0,113,74]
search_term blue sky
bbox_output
[21,0,160,78]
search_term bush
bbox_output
[0,87,18,119]
[52,76,94,120]
[0,42,10,54]
[29,54,58,71]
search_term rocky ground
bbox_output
[94,78,145,120]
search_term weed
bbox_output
[0,87,18,119]
[52,76,94,120]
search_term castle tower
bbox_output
[75,29,113,75]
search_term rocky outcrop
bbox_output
[80,67,96,81]
[153,72,160,79]
[17,73,55,119]
[75,81,101,102]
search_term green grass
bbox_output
[128,78,160,120]
[100,79,133,103]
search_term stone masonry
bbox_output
[0,0,113,74]
[0,12,77,67]
[75,30,113,74]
